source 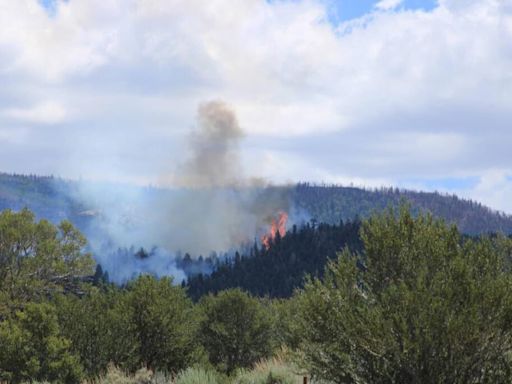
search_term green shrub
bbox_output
[174,367,222,384]
[297,206,512,383]
[98,365,153,384]
[0,303,83,384]
[199,289,274,374]
[125,275,202,373]
[98,365,132,384]
[233,357,299,384]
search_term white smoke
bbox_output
[68,101,293,283]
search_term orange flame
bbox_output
[261,211,288,249]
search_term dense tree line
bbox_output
[292,182,512,234]
[297,206,512,383]
[2,207,512,383]
[186,219,363,299]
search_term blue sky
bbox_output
[325,0,438,23]
[44,0,439,21]
[39,0,58,16]
[1,0,512,214]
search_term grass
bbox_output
[233,355,305,384]
[174,367,225,384]
[92,365,154,384]
[22,357,323,384]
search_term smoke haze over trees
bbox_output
[2,172,512,284]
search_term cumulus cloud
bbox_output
[375,0,404,11]
[462,171,512,215]
[0,0,511,212]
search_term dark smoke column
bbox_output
[178,100,245,188]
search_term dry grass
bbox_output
[22,355,324,384]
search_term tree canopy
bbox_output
[297,206,512,383]
[2,206,512,382]
[0,208,94,311]
[199,289,274,374]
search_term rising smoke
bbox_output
[176,100,245,188]
[70,100,295,283]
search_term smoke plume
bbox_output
[176,100,244,188]
[70,100,296,282]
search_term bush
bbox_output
[98,365,134,384]
[0,302,83,384]
[297,206,512,383]
[174,367,224,384]
[56,288,138,377]
[199,289,274,374]
[233,357,299,384]
[124,275,202,373]
[97,365,154,384]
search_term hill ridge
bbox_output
[1,172,511,236]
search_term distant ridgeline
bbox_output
[292,182,512,235]
[1,173,511,236]
[0,172,94,231]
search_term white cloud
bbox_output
[0,1,113,81]
[0,0,511,212]
[244,148,392,188]
[464,171,512,214]
[375,0,403,11]
[3,101,67,124]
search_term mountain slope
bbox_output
[1,173,511,237]
[292,183,512,235]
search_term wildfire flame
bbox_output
[261,211,288,249]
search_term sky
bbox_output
[0,0,511,213]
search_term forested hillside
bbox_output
[0,173,92,229]
[293,182,512,234]
[186,220,363,299]
[1,173,511,236]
